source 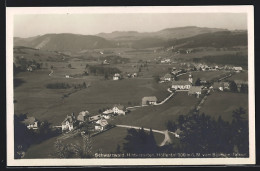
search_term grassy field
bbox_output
[227,71,248,82]
[14,68,169,126]
[24,127,165,158]
[109,92,199,130]
[200,91,248,122]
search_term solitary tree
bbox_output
[195,78,201,86]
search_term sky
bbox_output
[14,13,247,38]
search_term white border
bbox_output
[6,6,255,166]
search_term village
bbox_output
[21,59,247,145]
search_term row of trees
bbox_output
[54,133,93,158]
[122,107,248,157]
[46,82,87,89]
[86,65,121,77]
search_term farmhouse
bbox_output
[233,67,243,72]
[161,58,171,63]
[65,75,70,78]
[62,113,77,132]
[171,80,191,90]
[113,73,121,80]
[77,110,89,124]
[21,117,38,130]
[188,86,203,98]
[89,114,102,123]
[103,59,110,65]
[101,113,112,119]
[161,73,173,82]
[95,119,109,131]
[142,96,158,106]
[132,73,138,78]
[234,80,248,92]
[212,82,230,91]
[112,104,126,115]
[27,65,37,72]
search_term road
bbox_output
[115,125,179,147]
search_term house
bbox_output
[102,108,114,119]
[65,75,70,78]
[171,70,180,75]
[171,80,191,90]
[77,110,89,124]
[212,82,224,91]
[27,65,37,72]
[161,58,171,63]
[103,59,110,65]
[27,66,33,72]
[142,96,158,106]
[21,117,38,130]
[223,82,230,90]
[212,82,230,91]
[188,86,203,98]
[161,73,173,81]
[234,80,248,92]
[95,119,108,131]
[132,73,138,78]
[62,113,77,132]
[112,104,126,115]
[172,67,177,71]
[113,73,121,80]
[89,114,102,123]
[101,113,112,119]
[233,67,243,72]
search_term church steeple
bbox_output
[188,73,193,84]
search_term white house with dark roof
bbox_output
[161,73,173,82]
[62,113,77,132]
[112,104,126,115]
[95,119,109,131]
[22,117,38,130]
[113,73,121,80]
[142,96,158,106]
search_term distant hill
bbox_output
[96,26,228,40]
[165,30,247,49]
[14,33,116,53]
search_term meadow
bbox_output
[109,92,200,130]
[200,91,248,122]
[14,67,169,126]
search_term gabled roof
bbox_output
[188,86,202,94]
[22,117,37,125]
[89,114,101,122]
[164,73,172,78]
[96,119,108,127]
[113,104,125,110]
[62,113,76,125]
[142,96,157,102]
[172,80,191,85]
[114,73,121,77]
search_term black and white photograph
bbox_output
[6,6,255,166]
